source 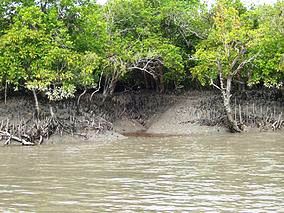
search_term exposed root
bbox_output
[0,114,113,146]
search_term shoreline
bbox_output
[0,89,283,145]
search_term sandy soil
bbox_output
[113,92,227,136]
[146,96,227,135]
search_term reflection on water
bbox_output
[0,132,284,212]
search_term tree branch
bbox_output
[232,53,259,76]
[210,79,222,91]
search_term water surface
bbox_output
[0,132,284,212]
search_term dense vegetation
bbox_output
[0,0,283,132]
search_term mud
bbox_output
[0,89,283,145]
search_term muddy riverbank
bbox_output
[0,89,283,145]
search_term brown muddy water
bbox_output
[0,132,284,212]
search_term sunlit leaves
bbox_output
[247,1,284,88]
[192,0,264,86]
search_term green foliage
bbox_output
[104,0,192,89]
[133,36,185,83]
[192,0,283,90]
[0,4,101,100]
[0,0,283,101]
[247,1,284,87]
[191,0,264,85]
[66,4,107,54]
[159,0,208,49]
[105,0,155,39]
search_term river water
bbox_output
[0,132,284,212]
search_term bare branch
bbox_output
[128,57,164,78]
[128,66,156,78]
[210,79,222,91]
[232,53,259,76]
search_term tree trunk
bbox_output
[32,89,40,119]
[222,77,241,133]
[222,93,241,132]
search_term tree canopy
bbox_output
[0,0,283,101]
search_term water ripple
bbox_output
[0,132,283,212]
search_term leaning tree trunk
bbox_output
[222,92,241,132]
[221,77,242,133]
